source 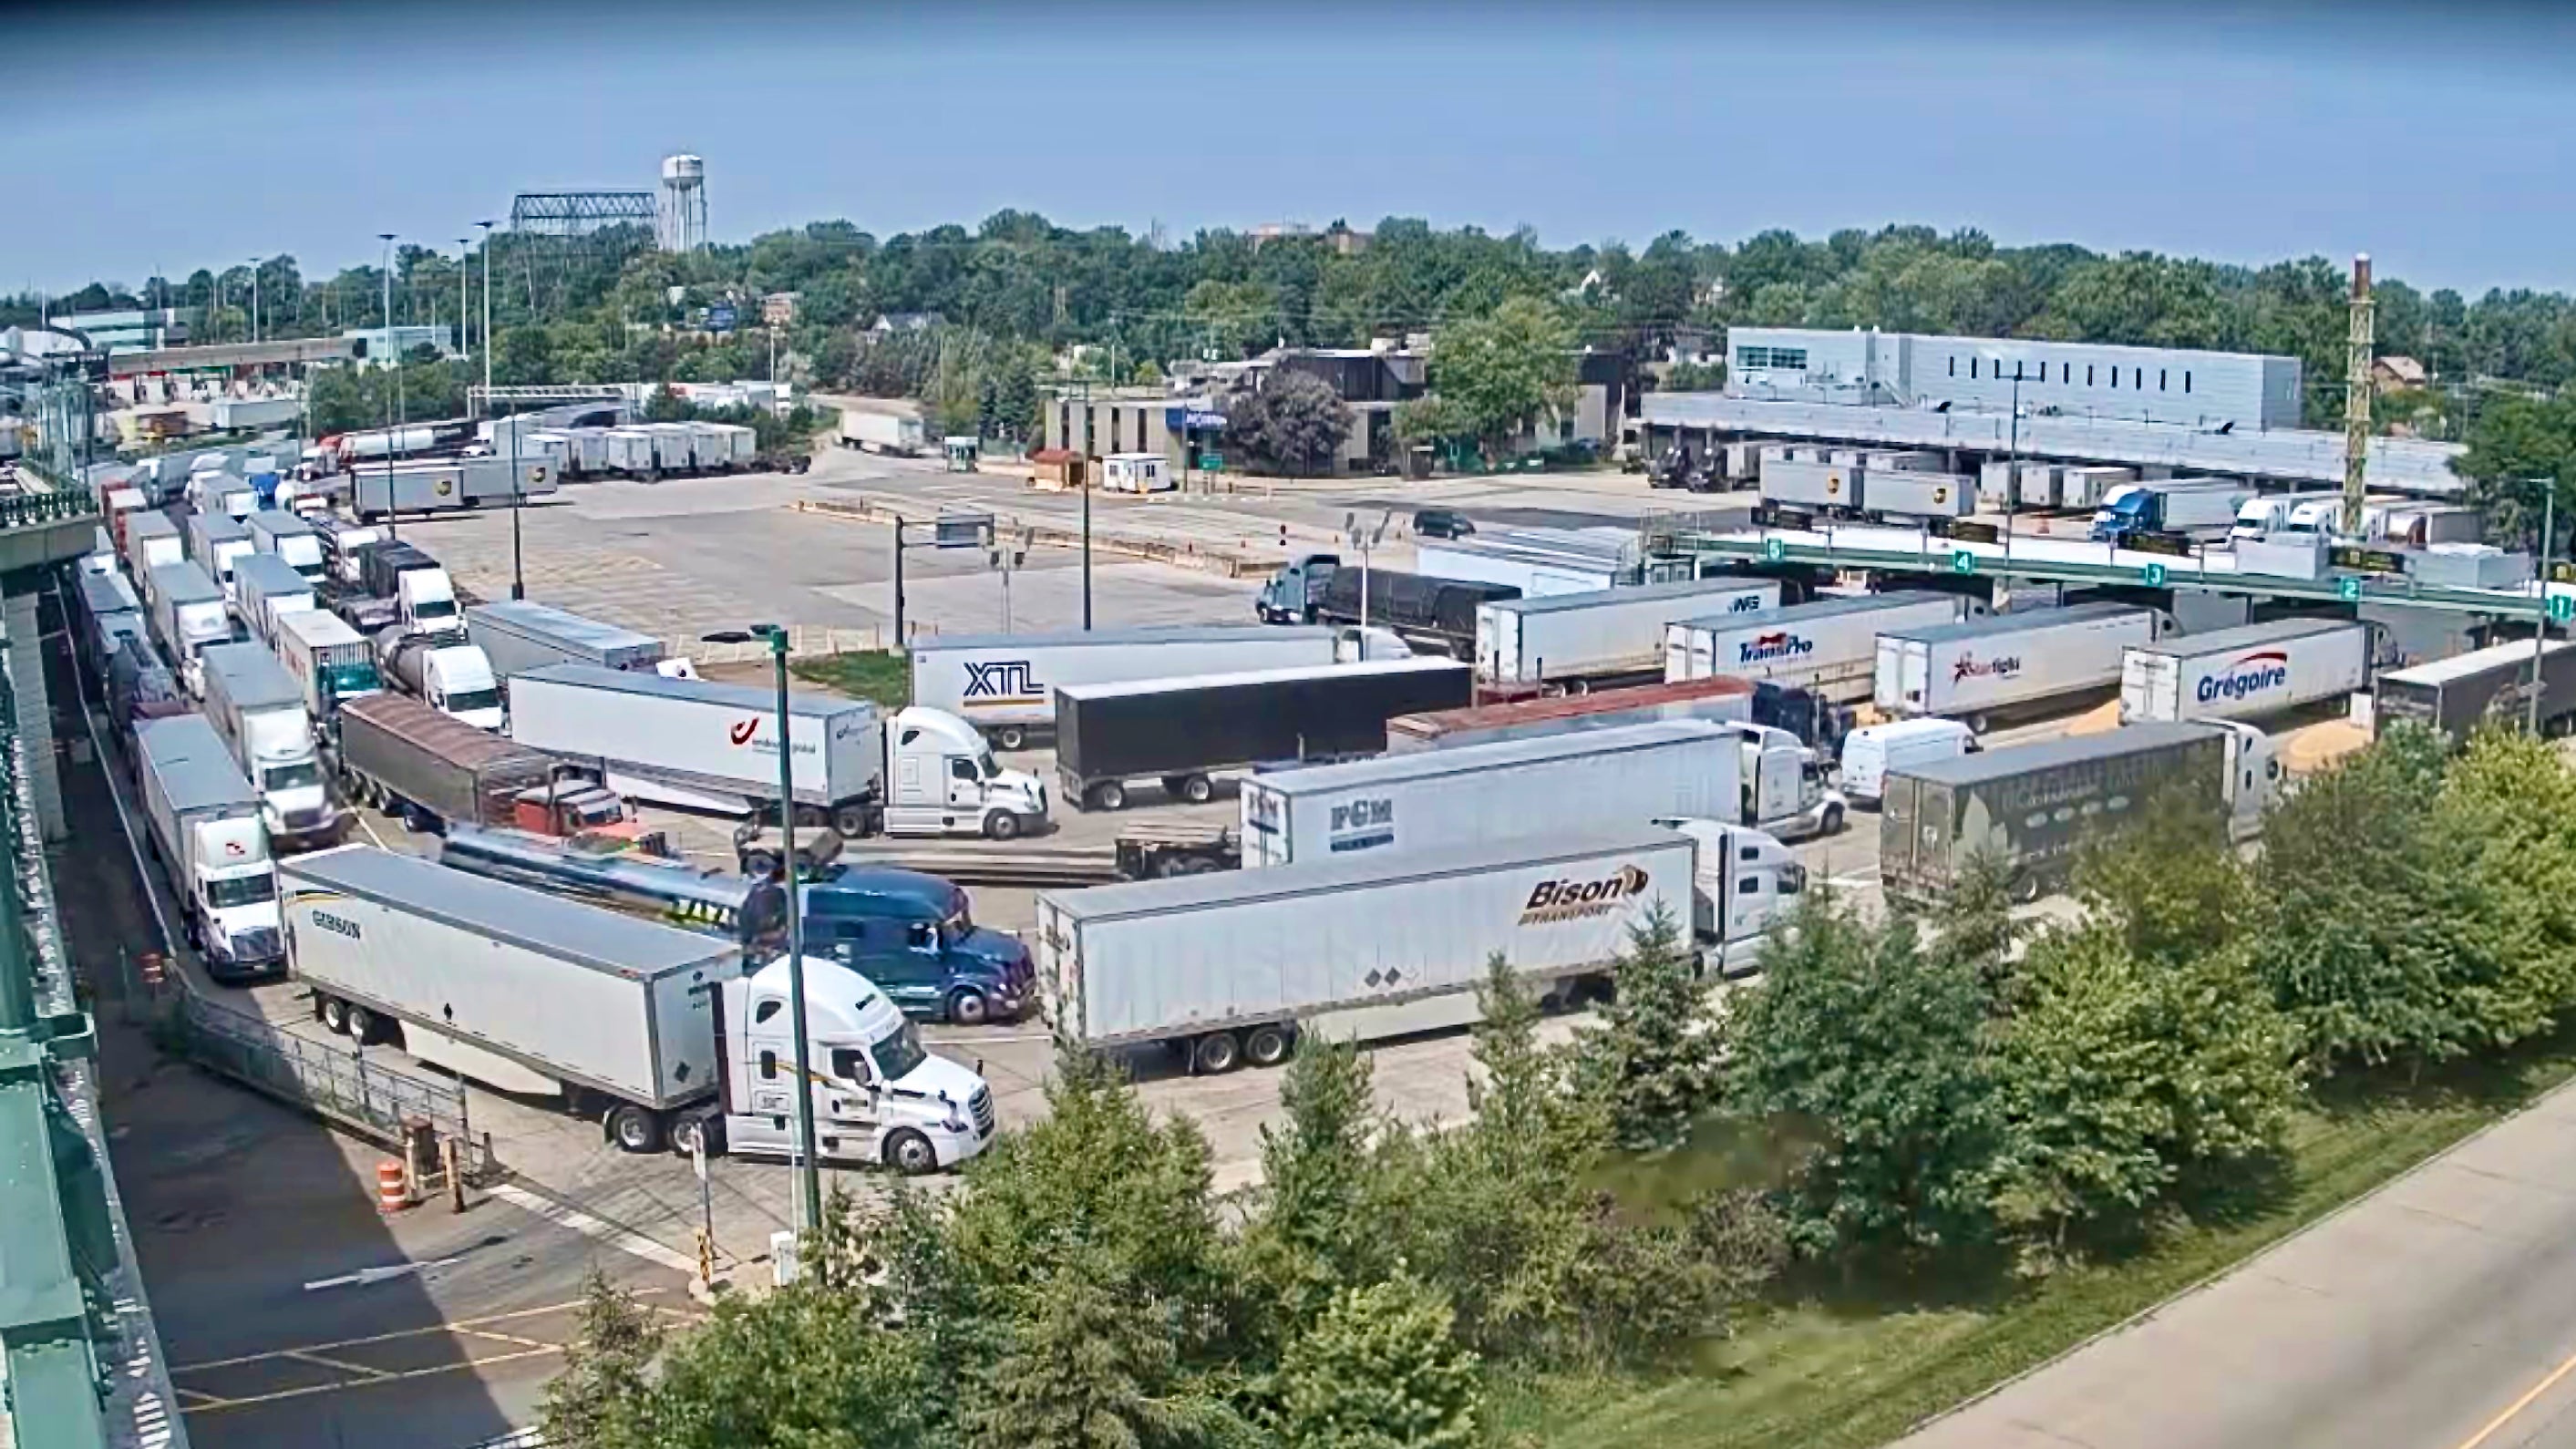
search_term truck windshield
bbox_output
[207,873,275,909]
[413,598,458,621]
[326,663,383,696]
[264,760,325,792]
[445,687,503,714]
[869,1019,929,1081]
[975,754,1000,780]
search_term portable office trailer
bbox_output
[1873,604,2159,724]
[1239,722,1741,868]
[1036,828,1697,1066]
[2119,618,2370,724]
[2375,639,2576,744]
[1475,576,1779,686]
[1664,591,1971,700]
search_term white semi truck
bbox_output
[837,407,929,456]
[1475,576,1781,690]
[907,623,1410,749]
[379,632,508,730]
[149,560,233,698]
[507,663,1049,840]
[199,642,341,850]
[1239,719,1842,869]
[1035,827,1704,1074]
[134,714,284,982]
[280,846,996,1169]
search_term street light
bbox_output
[247,257,262,345]
[380,233,400,539]
[699,623,820,1238]
[457,239,471,365]
[477,221,496,396]
[1980,347,2029,562]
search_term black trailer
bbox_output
[1056,658,1475,810]
[358,540,442,601]
[1313,569,1518,657]
[2375,639,2576,745]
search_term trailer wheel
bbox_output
[1243,1024,1294,1068]
[983,811,1022,841]
[347,1004,380,1044]
[607,1104,665,1155]
[668,1115,716,1157]
[319,994,350,1034]
[833,803,877,838]
[884,1128,940,1176]
[994,724,1027,751]
[1088,780,1128,811]
[1189,1030,1243,1076]
[1175,773,1214,805]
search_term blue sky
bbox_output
[15,2,2576,297]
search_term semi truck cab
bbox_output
[1728,722,1849,840]
[241,710,339,848]
[402,567,462,636]
[190,816,284,977]
[1256,552,1340,623]
[1654,818,1806,976]
[884,706,1049,840]
[803,866,1037,1025]
[705,956,996,1172]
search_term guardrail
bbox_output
[160,990,489,1174]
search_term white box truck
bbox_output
[1475,576,1780,688]
[2119,618,2371,724]
[908,624,1410,749]
[1240,719,1842,869]
[245,509,327,582]
[506,663,1048,840]
[274,609,385,721]
[232,552,316,652]
[149,560,233,697]
[838,407,929,456]
[1035,827,1699,1074]
[466,601,669,681]
[1665,591,1971,701]
[280,846,996,1169]
[186,510,256,605]
[1873,603,2161,727]
[123,510,185,604]
[134,714,283,981]
[199,642,340,849]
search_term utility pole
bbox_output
[457,240,471,364]
[2342,252,2375,538]
[478,221,497,396]
[248,258,262,344]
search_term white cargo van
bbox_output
[1839,719,1977,805]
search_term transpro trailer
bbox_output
[1475,576,1780,688]
[1665,591,1970,701]
[1036,827,1697,1074]
[2119,618,2371,724]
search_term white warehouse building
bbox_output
[1723,326,2302,431]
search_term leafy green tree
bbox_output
[1185,278,1281,358]
[1238,1037,1401,1344]
[966,1245,1242,1449]
[1571,901,1718,1153]
[537,1269,663,1449]
[1226,370,1353,478]
[1663,360,1726,391]
[1729,891,2003,1256]
[1424,297,1577,462]
[2249,726,2497,1076]
[2453,388,2576,549]
[646,1276,938,1449]
[2430,729,2576,1044]
[1987,927,2300,1267]
[2074,784,2256,969]
[1279,1276,1480,1449]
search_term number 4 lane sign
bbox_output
[1951,549,1977,575]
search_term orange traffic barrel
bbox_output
[376,1158,410,1214]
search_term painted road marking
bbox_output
[281,1349,396,1381]
[181,1345,562,1413]
[302,1254,461,1292]
[2452,1340,2576,1449]
[486,1181,699,1275]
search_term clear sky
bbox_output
[15,0,2576,298]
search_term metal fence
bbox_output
[164,990,485,1170]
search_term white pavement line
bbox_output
[303,1255,461,1292]
[486,1182,699,1276]
[354,809,390,850]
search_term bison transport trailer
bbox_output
[2374,639,2576,744]
[2118,618,2370,724]
[1475,576,1780,688]
[1873,604,2161,727]
[1035,827,1697,1074]
[1054,657,1473,811]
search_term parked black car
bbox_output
[1412,508,1475,539]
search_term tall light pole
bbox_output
[1981,347,2026,564]
[457,240,471,364]
[2532,481,2557,735]
[701,624,820,1237]
[248,258,262,345]
[477,221,497,396]
[380,234,401,539]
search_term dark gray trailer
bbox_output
[1055,657,1473,811]
[1879,722,2275,905]
[2375,639,2576,745]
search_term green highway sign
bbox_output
[2141,562,2169,587]
[1199,452,1221,470]
[1763,537,1787,563]
[1951,550,1977,575]
[2550,592,2575,624]
[2335,576,2364,602]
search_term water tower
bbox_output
[659,153,707,252]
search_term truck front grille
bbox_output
[970,1085,995,1137]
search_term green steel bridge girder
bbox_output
[1664,530,2555,620]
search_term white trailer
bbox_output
[1865,470,1974,523]
[838,408,929,456]
[2015,462,2063,509]
[907,624,1406,749]
[1665,591,1971,701]
[604,428,662,478]
[466,601,668,681]
[1475,576,1779,687]
[135,714,283,981]
[274,609,384,719]
[507,663,1047,840]
[123,511,185,601]
[1874,603,2161,726]
[280,846,996,1168]
[2119,618,2371,724]
[2056,466,2137,510]
[1978,460,2017,510]
[149,560,232,697]
[232,552,316,653]
[1036,828,1698,1074]
[1758,457,1861,515]
[244,509,327,582]
[1239,718,1841,868]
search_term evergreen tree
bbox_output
[1571,900,1719,1153]
[537,1269,663,1449]
[1240,1037,1401,1344]
[1279,1276,1481,1449]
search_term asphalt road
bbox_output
[1896,1077,2576,1449]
